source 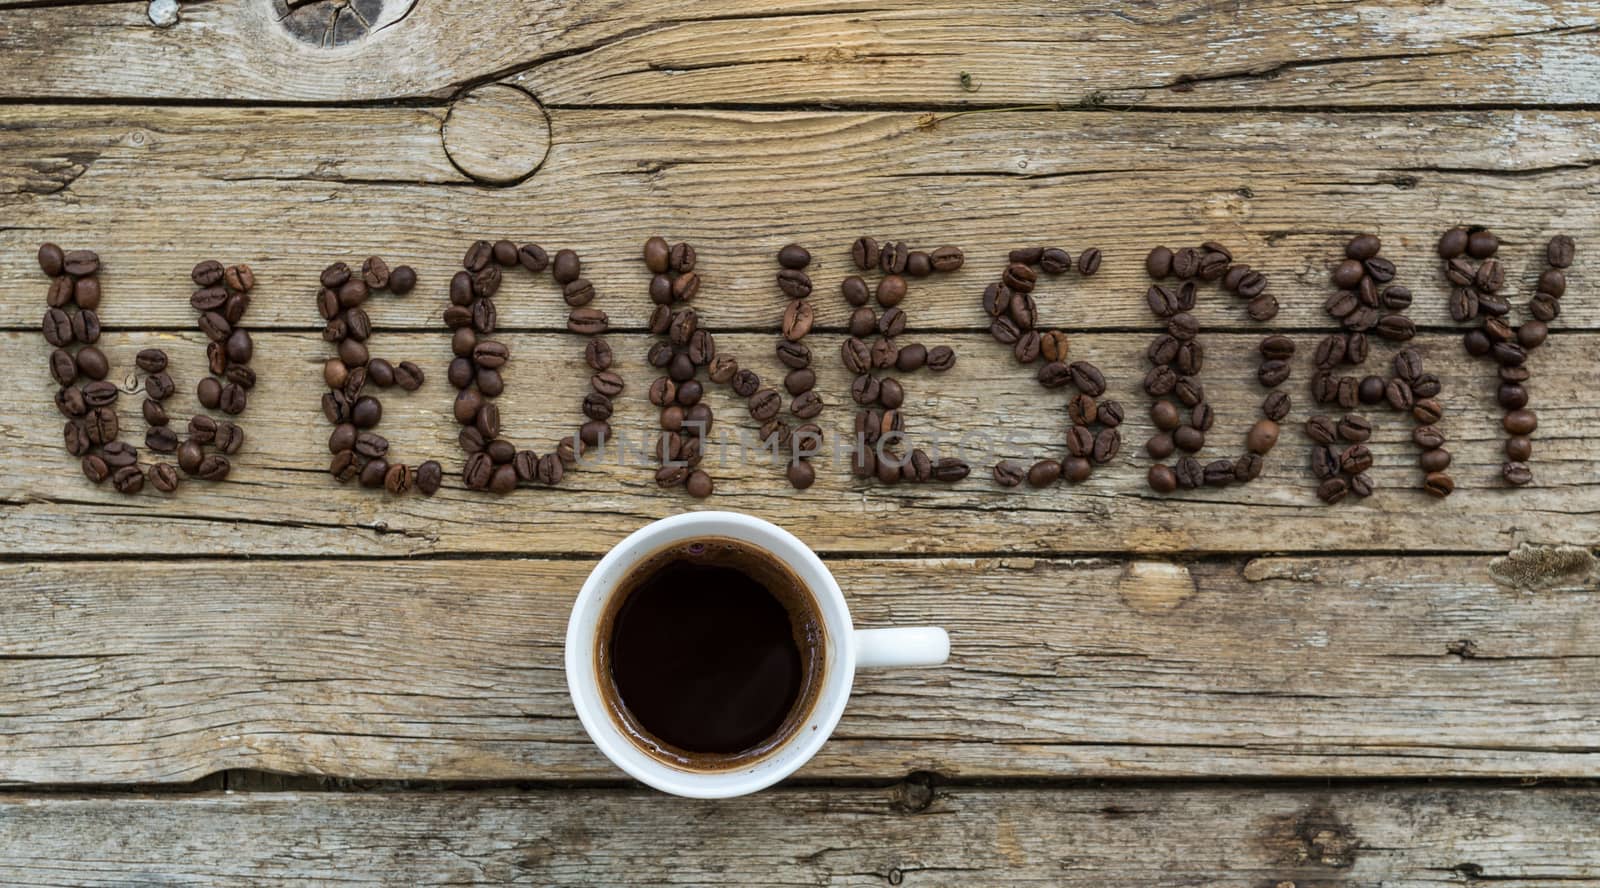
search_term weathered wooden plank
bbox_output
[2,330,1596,557]
[2,555,1596,784]
[3,785,1598,885]
[0,1,1596,108]
[3,106,1595,332]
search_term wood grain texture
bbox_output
[2,329,1596,557]
[3,555,1597,785]
[5,784,1599,885]
[2,105,1595,333]
[0,1,1596,107]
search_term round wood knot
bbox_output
[274,0,386,48]
[441,85,551,186]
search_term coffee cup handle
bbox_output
[854,627,950,669]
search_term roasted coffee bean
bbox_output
[462,240,494,273]
[1030,247,1067,274]
[1503,408,1538,435]
[782,300,816,341]
[1142,365,1177,397]
[984,460,1023,489]
[42,307,74,347]
[461,452,493,490]
[1338,444,1372,474]
[337,279,369,311]
[1174,457,1204,490]
[141,397,168,427]
[1174,376,1204,407]
[1091,428,1120,464]
[1195,249,1229,281]
[1465,229,1498,259]
[1412,398,1444,425]
[60,249,99,277]
[379,463,412,495]
[649,377,677,407]
[410,460,441,496]
[1419,471,1453,498]
[1362,257,1395,283]
[143,462,178,493]
[1261,390,1290,423]
[1412,424,1447,450]
[185,415,217,445]
[1152,401,1190,432]
[1504,434,1533,463]
[1305,415,1338,445]
[1542,233,1576,269]
[777,268,813,300]
[1477,291,1510,317]
[791,390,824,419]
[1354,374,1383,405]
[1168,247,1198,280]
[62,420,92,455]
[71,277,101,311]
[47,348,77,386]
[1375,378,1410,411]
[358,457,389,489]
[145,424,178,453]
[568,307,609,335]
[1053,362,1098,398]
[1445,257,1476,287]
[68,310,101,345]
[46,276,74,308]
[38,243,68,277]
[328,424,358,455]
[1330,259,1364,290]
[894,343,927,372]
[195,453,231,482]
[1146,463,1178,493]
[1147,432,1176,459]
[583,391,614,421]
[1517,320,1549,351]
[749,388,782,421]
[196,377,223,409]
[179,440,207,476]
[1436,228,1468,259]
[921,346,954,373]
[780,367,817,396]
[1258,359,1291,387]
[1020,459,1057,488]
[1172,424,1205,452]
[1535,268,1567,299]
[1502,461,1533,486]
[472,265,503,299]
[1336,414,1372,443]
[212,420,249,456]
[320,262,352,289]
[107,464,144,494]
[1002,262,1037,293]
[340,337,371,368]
[1375,314,1415,341]
[1491,341,1527,367]
[1195,459,1229,487]
[1529,293,1561,322]
[1417,446,1453,473]
[668,351,696,382]
[1063,425,1094,458]
[1316,476,1349,504]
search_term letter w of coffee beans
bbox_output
[40,244,257,493]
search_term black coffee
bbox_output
[598,537,824,768]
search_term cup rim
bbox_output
[565,511,858,798]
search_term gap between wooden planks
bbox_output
[0,106,1596,330]
[0,0,1596,107]
[1,555,1596,785]
[4,783,1599,885]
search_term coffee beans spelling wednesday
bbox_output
[1441,226,1571,487]
[448,241,608,494]
[844,236,967,485]
[644,237,716,498]
[41,246,256,492]
[983,243,1118,487]
[1143,241,1287,494]
[318,255,440,494]
[1311,234,1448,501]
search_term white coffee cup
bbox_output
[565,511,949,798]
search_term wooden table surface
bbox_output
[3,1,1599,884]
